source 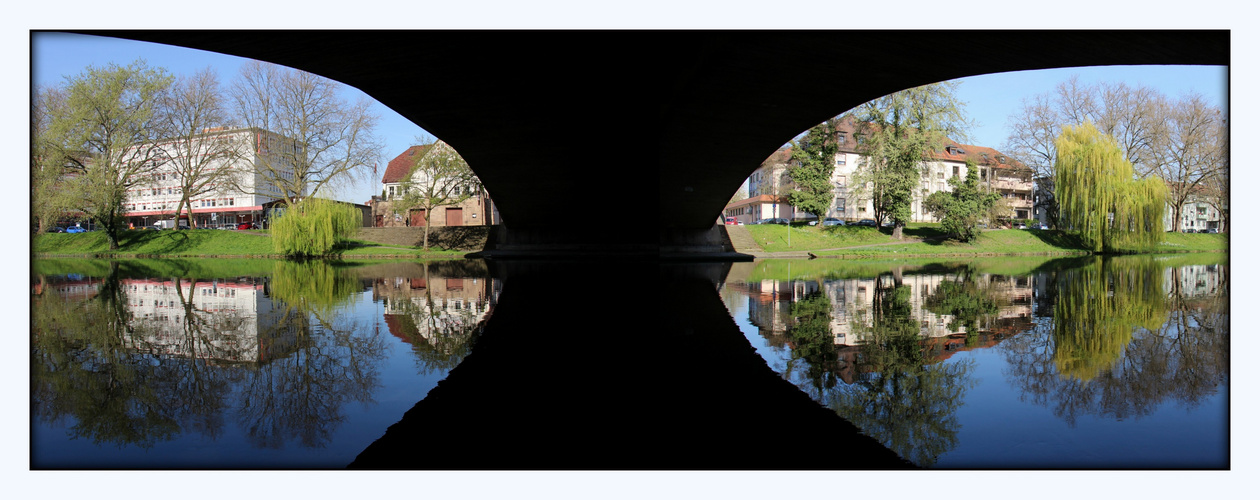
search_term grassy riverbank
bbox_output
[32,229,465,259]
[747,223,1227,258]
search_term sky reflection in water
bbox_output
[721,255,1228,469]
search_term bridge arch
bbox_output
[85,30,1227,256]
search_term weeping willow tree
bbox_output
[1054,123,1167,253]
[271,198,363,257]
[1052,257,1168,381]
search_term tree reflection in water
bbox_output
[780,272,976,468]
[374,261,492,375]
[1002,256,1228,426]
[32,264,185,448]
[31,260,388,452]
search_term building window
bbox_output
[837,175,846,187]
[835,198,845,212]
[953,166,959,177]
[835,157,846,166]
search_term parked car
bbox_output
[1206,228,1219,234]
[48,227,65,233]
[237,222,258,230]
[1018,224,1027,229]
[757,218,789,225]
[855,219,878,227]
[65,226,87,233]
[821,218,844,227]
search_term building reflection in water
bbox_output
[720,258,1228,468]
[732,269,1036,383]
[29,261,500,462]
[373,270,501,373]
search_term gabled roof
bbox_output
[933,141,1029,171]
[768,116,1027,171]
[382,145,433,184]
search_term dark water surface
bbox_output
[720,254,1228,468]
[31,255,1227,469]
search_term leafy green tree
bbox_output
[39,61,174,249]
[851,81,971,239]
[1054,123,1167,252]
[392,140,481,251]
[788,119,841,222]
[270,197,362,257]
[31,85,77,233]
[922,160,1000,242]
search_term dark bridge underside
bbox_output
[89,30,1227,255]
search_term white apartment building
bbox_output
[123,127,304,229]
[1165,196,1225,233]
[727,118,1035,224]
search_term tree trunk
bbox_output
[423,214,431,251]
[892,223,904,240]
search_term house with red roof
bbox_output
[371,142,499,227]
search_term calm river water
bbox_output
[30,255,1227,469]
[720,254,1228,468]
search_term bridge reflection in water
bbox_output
[348,260,912,469]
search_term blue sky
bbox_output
[31,32,431,205]
[30,33,1229,206]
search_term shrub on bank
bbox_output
[271,198,361,257]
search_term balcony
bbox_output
[988,177,1030,190]
[1004,198,1033,209]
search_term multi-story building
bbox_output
[122,127,303,230]
[371,143,499,227]
[725,118,1035,224]
[1165,192,1226,233]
